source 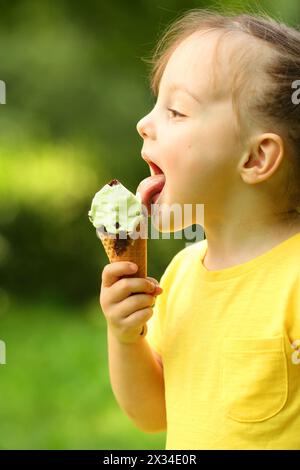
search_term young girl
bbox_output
[100,9,300,449]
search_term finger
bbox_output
[110,277,157,303]
[122,307,153,329]
[146,276,159,284]
[102,262,138,288]
[146,277,163,296]
[113,293,155,319]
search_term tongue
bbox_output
[136,174,166,215]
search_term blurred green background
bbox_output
[0,0,299,450]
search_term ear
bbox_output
[239,133,284,185]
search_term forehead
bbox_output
[159,30,238,101]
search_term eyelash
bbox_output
[167,108,184,118]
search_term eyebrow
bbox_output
[168,83,202,103]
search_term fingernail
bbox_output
[129,264,137,272]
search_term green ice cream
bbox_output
[88,179,146,235]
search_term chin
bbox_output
[151,217,183,234]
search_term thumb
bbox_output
[146,277,163,295]
[146,276,160,286]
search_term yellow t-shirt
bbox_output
[146,233,300,450]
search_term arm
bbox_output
[107,327,167,433]
[152,349,164,370]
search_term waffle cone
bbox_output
[98,224,147,278]
[99,226,148,337]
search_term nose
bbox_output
[136,112,154,139]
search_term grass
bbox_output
[0,298,166,449]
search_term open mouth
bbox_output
[136,158,166,216]
[147,160,164,177]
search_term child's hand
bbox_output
[100,262,163,344]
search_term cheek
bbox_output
[185,123,238,177]
[161,120,237,186]
[161,141,202,193]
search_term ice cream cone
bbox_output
[99,233,147,278]
[89,179,149,336]
[98,223,147,278]
[98,222,148,336]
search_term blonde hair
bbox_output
[142,8,300,210]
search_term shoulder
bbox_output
[180,238,207,255]
[172,238,207,264]
[161,239,207,282]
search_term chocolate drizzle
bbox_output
[113,233,130,256]
[98,225,130,255]
[108,179,119,186]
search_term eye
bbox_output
[167,108,185,118]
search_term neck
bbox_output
[203,208,300,271]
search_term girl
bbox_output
[100,9,300,449]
